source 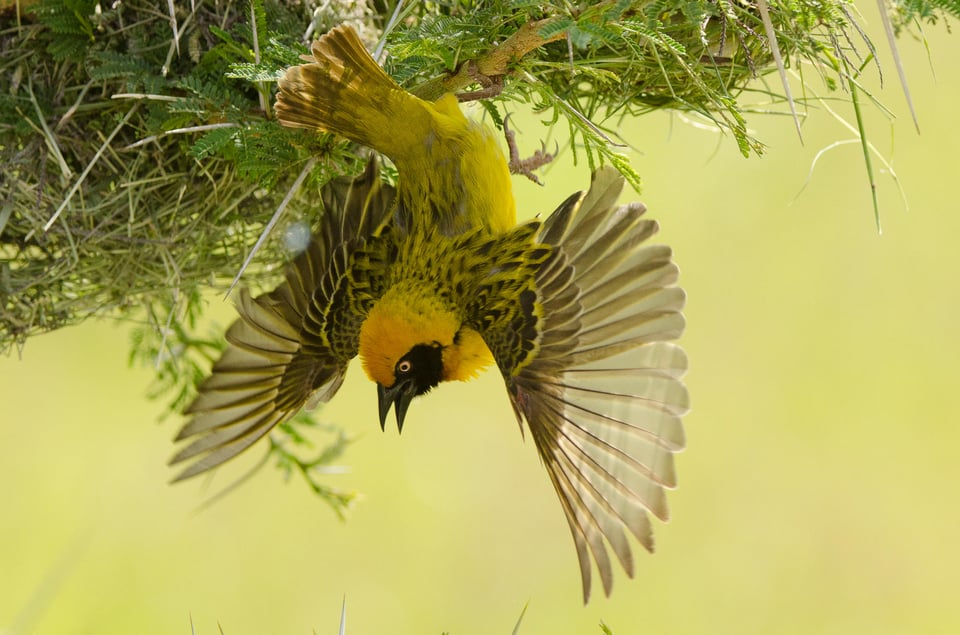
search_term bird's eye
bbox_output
[397,359,412,374]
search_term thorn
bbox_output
[503,114,555,185]
[876,0,920,133]
[757,0,803,144]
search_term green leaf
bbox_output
[226,63,284,82]
[190,126,240,160]
[88,51,152,81]
[538,17,574,40]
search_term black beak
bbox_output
[377,381,415,433]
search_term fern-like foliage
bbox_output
[34,0,98,59]
[890,0,960,32]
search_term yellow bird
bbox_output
[171,25,688,601]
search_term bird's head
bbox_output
[359,291,456,432]
[359,290,494,432]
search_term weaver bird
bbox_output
[172,25,688,601]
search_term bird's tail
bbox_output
[275,25,433,162]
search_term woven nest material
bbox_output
[0,0,890,355]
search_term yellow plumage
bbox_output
[173,25,689,603]
[358,284,493,386]
[275,29,515,235]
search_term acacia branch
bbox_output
[412,18,567,101]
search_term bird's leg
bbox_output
[503,114,557,185]
[456,61,504,102]
[454,61,556,184]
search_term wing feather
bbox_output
[488,167,688,601]
[523,383,674,513]
[170,159,395,481]
[172,411,286,482]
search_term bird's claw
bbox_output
[503,114,557,185]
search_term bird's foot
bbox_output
[503,114,556,185]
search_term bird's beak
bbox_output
[377,381,415,433]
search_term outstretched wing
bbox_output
[170,159,396,481]
[485,167,689,602]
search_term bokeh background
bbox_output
[3,13,959,635]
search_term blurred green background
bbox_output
[3,19,960,635]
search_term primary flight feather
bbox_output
[172,25,689,602]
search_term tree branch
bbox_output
[412,18,567,102]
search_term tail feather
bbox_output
[276,25,432,161]
[276,25,517,234]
